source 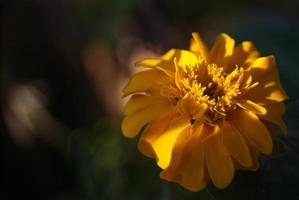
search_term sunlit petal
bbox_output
[122,101,171,138]
[209,33,235,67]
[189,32,209,61]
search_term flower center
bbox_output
[161,61,257,125]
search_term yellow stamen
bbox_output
[162,62,258,125]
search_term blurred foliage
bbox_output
[70,0,136,46]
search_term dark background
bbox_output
[1,0,299,199]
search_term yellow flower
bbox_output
[121,33,288,191]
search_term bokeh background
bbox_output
[2,0,299,199]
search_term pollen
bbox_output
[164,60,258,125]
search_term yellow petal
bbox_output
[261,103,287,135]
[209,33,235,67]
[159,126,193,180]
[222,120,252,167]
[121,101,171,138]
[138,112,173,158]
[244,56,288,104]
[269,101,285,114]
[244,80,287,105]
[161,122,209,191]
[123,70,171,97]
[248,147,260,171]
[148,117,190,169]
[229,109,273,155]
[160,49,199,68]
[189,32,209,61]
[227,41,260,71]
[205,125,234,189]
[178,125,207,190]
[237,100,267,115]
[234,147,260,171]
[178,93,208,119]
[177,178,208,192]
[249,56,279,77]
[124,94,166,115]
[135,58,174,77]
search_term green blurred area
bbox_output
[2,0,299,199]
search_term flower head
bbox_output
[121,33,288,191]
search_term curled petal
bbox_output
[249,56,280,77]
[138,112,173,158]
[123,70,172,97]
[139,116,190,169]
[227,41,260,72]
[244,56,288,104]
[161,122,210,191]
[135,58,174,77]
[121,101,171,138]
[237,100,267,115]
[124,94,166,115]
[229,109,273,155]
[209,33,235,67]
[161,49,200,68]
[189,32,209,61]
